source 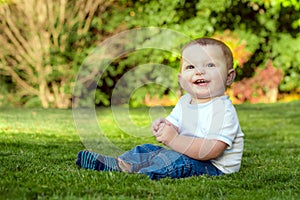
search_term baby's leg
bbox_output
[118,144,164,173]
[137,149,224,180]
[76,144,163,173]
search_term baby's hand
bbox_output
[157,122,165,132]
[154,121,179,146]
[151,118,166,136]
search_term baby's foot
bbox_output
[76,150,120,171]
[76,150,98,169]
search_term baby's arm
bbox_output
[152,118,225,161]
[155,123,227,160]
[168,135,227,160]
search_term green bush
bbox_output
[272,34,300,92]
[1,0,300,107]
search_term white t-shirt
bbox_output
[166,94,244,174]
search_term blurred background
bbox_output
[0,0,299,108]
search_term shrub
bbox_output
[230,61,284,103]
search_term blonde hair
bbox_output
[180,38,233,71]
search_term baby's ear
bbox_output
[226,69,236,86]
[177,73,182,83]
[177,73,181,80]
[177,73,183,88]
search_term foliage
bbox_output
[0,0,9,4]
[97,0,300,105]
[106,49,180,107]
[0,76,15,107]
[212,30,260,73]
[0,0,113,108]
[1,0,300,107]
[271,33,300,92]
[214,0,300,88]
[1,102,300,198]
[230,61,284,103]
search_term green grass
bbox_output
[0,101,300,199]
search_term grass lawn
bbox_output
[0,101,299,199]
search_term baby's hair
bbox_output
[180,37,233,71]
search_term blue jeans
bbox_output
[118,144,223,180]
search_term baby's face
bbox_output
[178,44,233,103]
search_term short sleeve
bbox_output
[165,100,181,129]
[205,98,241,148]
[165,95,189,130]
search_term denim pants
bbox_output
[118,144,223,180]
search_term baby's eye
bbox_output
[206,63,216,68]
[185,65,195,70]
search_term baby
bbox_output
[76,37,244,180]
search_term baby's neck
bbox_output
[190,95,224,104]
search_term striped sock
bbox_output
[76,150,120,172]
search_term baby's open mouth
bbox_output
[193,79,209,85]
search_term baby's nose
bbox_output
[195,67,205,75]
